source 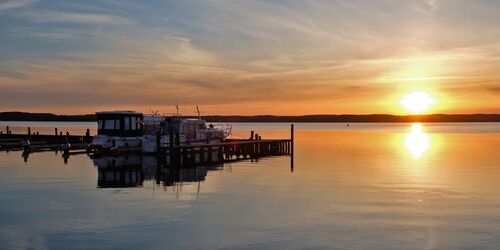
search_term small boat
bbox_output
[90,110,231,153]
[142,116,231,153]
[90,111,144,151]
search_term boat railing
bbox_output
[211,124,232,137]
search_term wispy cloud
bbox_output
[0,0,37,11]
[19,10,133,24]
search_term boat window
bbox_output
[98,120,104,130]
[104,120,115,130]
[184,123,197,139]
[131,117,137,130]
[115,119,121,130]
[124,117,130,130]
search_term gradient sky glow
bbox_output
[1,0,499,115]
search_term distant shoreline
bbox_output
[1,112,500,123]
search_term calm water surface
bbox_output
[0,122,500,249]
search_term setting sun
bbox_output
[402,92,434,114]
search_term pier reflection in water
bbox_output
[93,154,225,188]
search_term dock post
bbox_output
[291,124,294,172]
[175,133,181,166]
[168,134,174,148]
[182,148,187,166]
[85,129,91,143]
[255,133,259,141]
[208,146,213,162]
[199,147,205,163]
[6,126,9,135]
[27,127,31,135]
[55,128,58,136]
[156,131,161,154]
[250,131,254,140]
[217,146,221,162]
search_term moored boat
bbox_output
[89,110,231,153]
[90,111,144,151]
[142,117,231,153]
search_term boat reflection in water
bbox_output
[93,154,224,188]
[404,123,430,159]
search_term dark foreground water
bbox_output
[1,122,500,249]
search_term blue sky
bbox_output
[1,0,499,114]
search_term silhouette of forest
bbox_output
[1,112,499,122]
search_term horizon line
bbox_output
[2,111,500,117]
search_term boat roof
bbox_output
[183,118,206,122]
[96,111,142,115]
[143,115,164,122]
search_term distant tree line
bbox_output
[1,112,500,122]
[0,112,95,121]
[201,114,500,122]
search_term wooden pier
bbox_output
[0,125,295,167]
[0,126,91,151]
[155,138,293,167]
[151,124,294,167]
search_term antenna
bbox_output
[175,104,179,117]
[196,105,201,119]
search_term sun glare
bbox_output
[405,123,429,159]
[402,92,434,114]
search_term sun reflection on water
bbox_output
[405,123,429,159]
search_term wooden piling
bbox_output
[27,127,31,135]
[291,124,295,172]
[250,131,254,140]
[208,146,213,162]
[200,147,205,163]
[55,128,58,136]
[155,131,161,154]
[85,129,90,143]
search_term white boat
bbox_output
[90,111,144,151]
[142,117,231,153]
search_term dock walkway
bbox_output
[0,125,295,167]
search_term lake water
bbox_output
[1,122,500,249]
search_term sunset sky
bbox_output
[1,0,499,115]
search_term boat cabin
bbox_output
[96,111,143,137]
[182,119,207,141]
[160,118,208,140]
